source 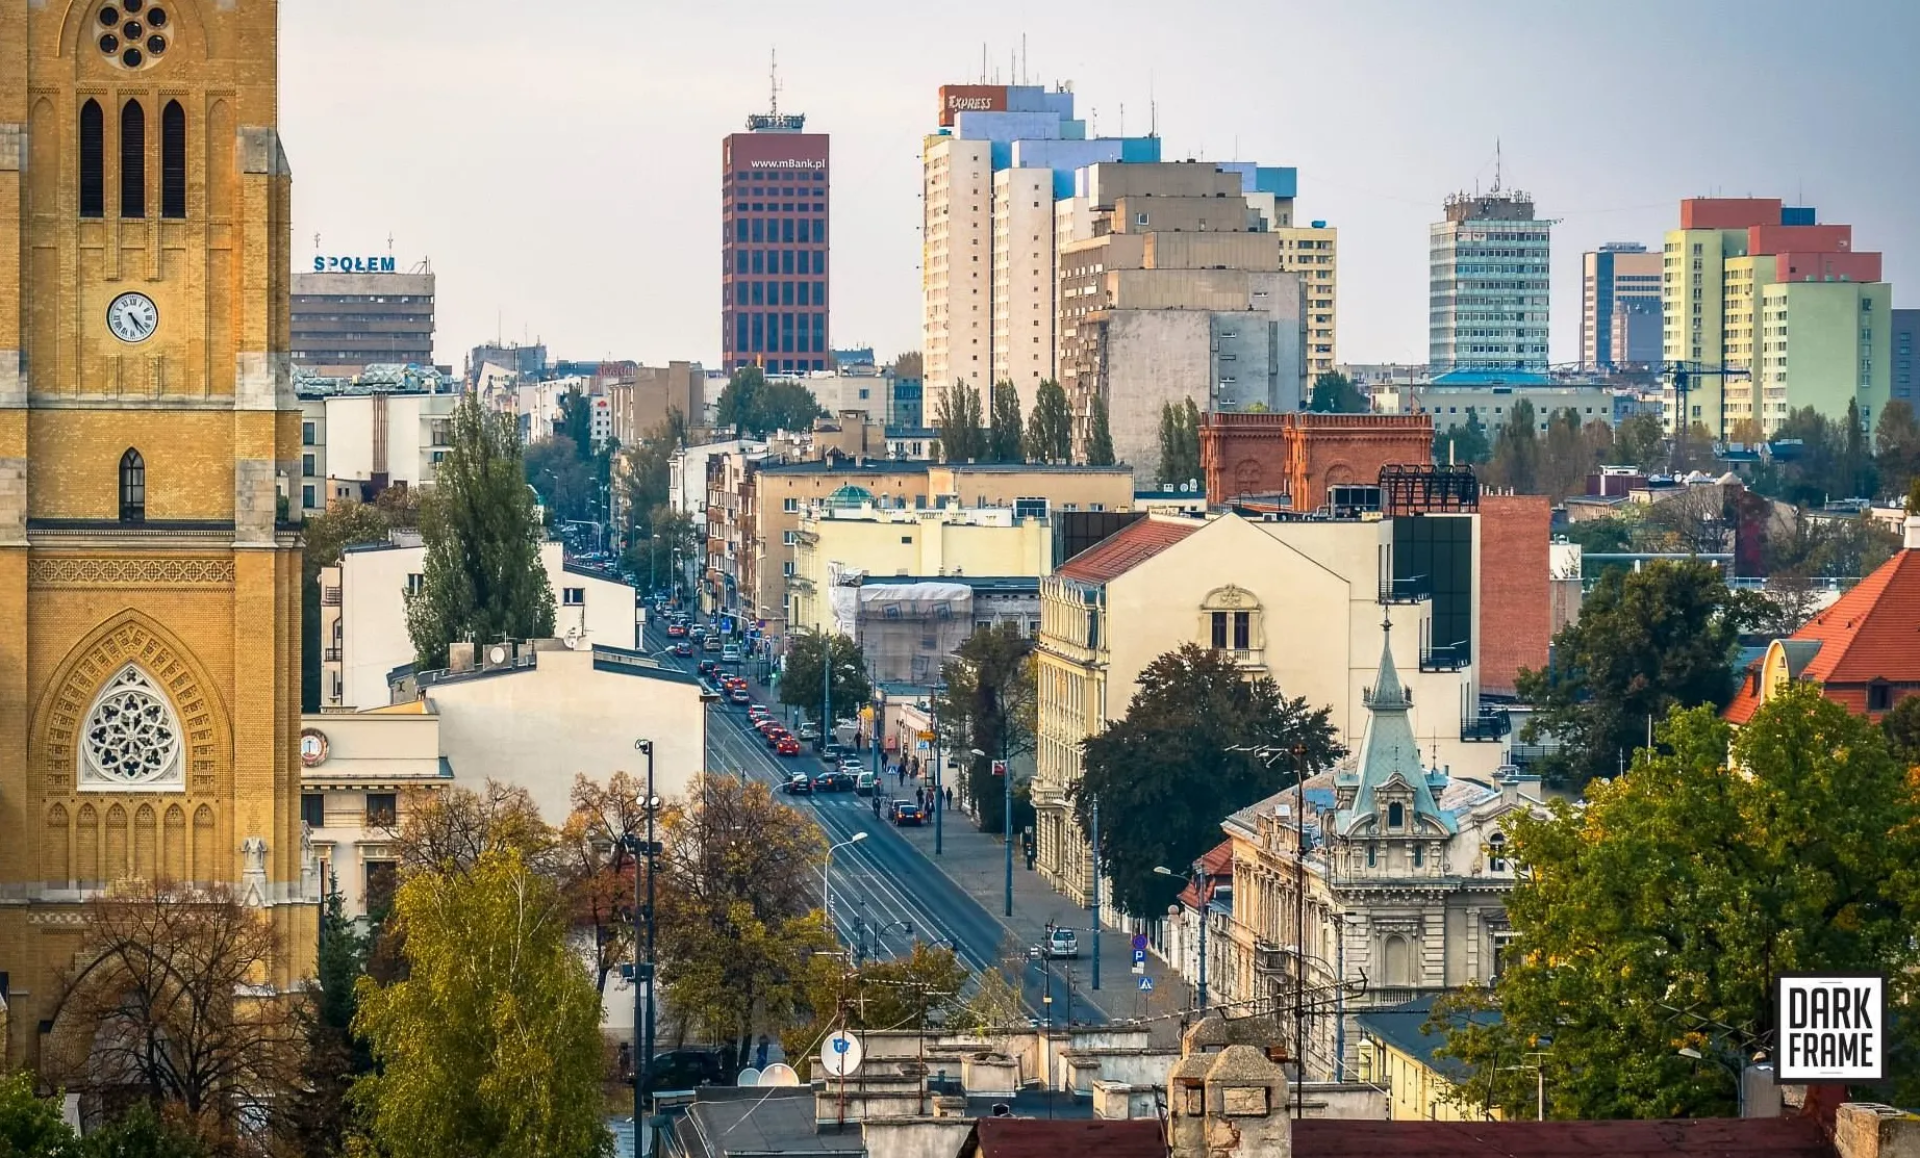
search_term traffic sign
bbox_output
[1138,976,1154,993]
[1132,948,1147,965]
[992,759,1008,777]
[917,730,936,741]
[1131,963,1144,975]
[1131,933,1147,951]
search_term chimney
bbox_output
[1833,1104,1920,1158]
[1905,514,1920,552]
[447,641,476,673]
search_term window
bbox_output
[1487,832,1508,873]
[301,793,325,828]
[783,497,798,512]
[302,453,315,478]
[1233,611,1250,650]
[1868,682,1893,712]
[1210,611,1228,649]
[365,792,397,827]
[1366,845,1377,868]
[1412,844,1424,867]
[302,421,316,446]
[79,99,104,217]
[782,530,796,546]
[563,587,585,606]
[405,572,423,595]
[160,100,186,218]
[365,861,398,917]
[302,484,316,509]
[1387,802,1404,830]
[118,448,146,523]
[783,561,795,577]
[120,99,146,219]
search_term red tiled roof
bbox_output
[1055,517,1200,584]
[1726,548,1920,724]
[1177,840,1235,910]
[961,1117,1165,1158]
[1295,1115,1833,1158]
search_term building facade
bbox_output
[1580,243,1661,369]
[607,361,703,446]
[290,267,436,377]
[296,386,460,509]
[721,108,829,374]
[1429,190,1552,372]
[1893,308,1918,403]
[1,0,317,1062]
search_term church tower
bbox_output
[0,0,315,1063]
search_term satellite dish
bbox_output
[735,1068,762,1087]
[759,1063,801,1087]
[563,625,583,650]
[819,1031,864,1078]
[486,644,509,665]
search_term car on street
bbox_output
[671,642,693,658]
[1045,927,1079,959]
[812,771,855,793]
[722,643,742,662]
[796,722,819,743]
[890,800,925,826]
[728,688,751,705]
[780,774,813,795]
[855,771,876,797]
[704,636,721,652]
[640,1048,725,1095]
[665,623,686,638]
[697,660,717,678]
[775,735,802,757]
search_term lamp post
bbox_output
[930,684,946,856]
[820,832,869,928]
[625,739,664,1140]
[1155,861,1209,1011]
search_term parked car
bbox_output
[797,722,820,743]
[780,774,813,796]
[1045,927,1079,959]
[640,1049,725,1095]
[775,735,802,757]
[890,800,925,827]
[855,771,877,797]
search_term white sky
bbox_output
[281,0,1920,373]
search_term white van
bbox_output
[722,643,742,662]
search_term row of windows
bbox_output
[733,280,826,307]
[727,170,827,183]
[732,201,825,215]
[733,248,826,276]
[733,218,826,244]
[79,98,185,219]
[731,311,826,356]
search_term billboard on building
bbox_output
[937,85,1008,127]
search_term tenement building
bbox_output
[0,0,318,1063]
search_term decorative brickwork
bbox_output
[1200,413,1434,512]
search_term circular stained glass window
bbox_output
[81,665,182,787]
[98,3,163,67]
[149,7,167,27]
[122,46,143,67]
[99,32,119,53]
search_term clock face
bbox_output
[106,292,159,343]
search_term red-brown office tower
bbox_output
[722,107,830,373]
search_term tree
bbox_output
[1085,394,1116,466]
[715,366,824,438]
[0,1070,79,1158]
[557,385,594,452]
[615,411,687,544]
[1612,412,1666,471]
[1307,371,1365,414]
[287,874,371,1158]
[1641,485,1734,554]
[987,380,1025,463]
[1539,408,1600,500]
[1883,693,1920,766]
[352,850,611,1158]
[46,883,302,1136]
[888,351,923,381]
[1438,688,1920,1117]
[714,365,766,436]
[557,771,652,995]
[406,394,554,670]
[1764,509,1900,578]
[1432,412,1491,466]
[1874,399,1920,501]
[783,944,971,1075]
[1735,569,1822,638]
[76,1104,211,1158]
[624,506,700,597]
[391,780,555,881]
[1072,645,1344,916]
[778,630,871,729]
[1559,514,1633,555]
[1025,380,1073,464]
[656,775,833,1070]
[524,435,595,526]
[1840,397,1877,500]
[1156,398,1202,486]
[1515,560,1740,792]
[931,381,987,463]
[1485,399,1540,492]
[933,623,1038,833]
[304,501,392,573]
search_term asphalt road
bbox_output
[642,616,1101,1025]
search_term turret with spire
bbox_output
[1335,610,1453,839]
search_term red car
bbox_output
[755,719,781,737]
[665,623,687,638]
[775,735,801,757]
[671,642,693,658]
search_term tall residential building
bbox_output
[1429,188,1552,372]
[3,0,318,1066]
[1240,172,1339,377]
[1581,243,1662,369]
[722,98,830,374]
[921,84,1158,413]
[1891,309,1918,403]
[291,262,437,377]
[1661,198,1890,437]
[1056,162,1306,479]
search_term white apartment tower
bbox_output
[1429,183,1552,372]
[991,168,1058,397]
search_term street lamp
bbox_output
[1155,862,1210,1011]
[624,739,665,1141]
[820,832,869,926]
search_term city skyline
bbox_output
[282,0,1920,373]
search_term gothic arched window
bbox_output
[119,448,146,523]
[120,99,146,218]
[79,99,104,217]
[161,100,186,219]
[1387,802,1405,830]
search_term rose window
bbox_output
[82,665,182,787]
[96,1,171,70]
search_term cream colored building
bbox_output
[789,504,1054,635]
[322,539,638,710]
[922,135,993,406]
[991,167,1058,402]
[299,707,448,918]
[1034,512,1501,907]
[302,388,460,501]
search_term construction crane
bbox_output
[1659,360,1753,446]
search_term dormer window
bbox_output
[1387,802,1404,830]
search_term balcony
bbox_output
[1419,644,1468,673]
[1461,707,1511,743]
[1377,575,1430,604]
[322,647,342,663]
[321,586,342,606]
[1211,646,1265,671]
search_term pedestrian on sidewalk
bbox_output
[945,785,954,809]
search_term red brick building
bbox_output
[1477,494,1553,696]
[1199,412,1433,511]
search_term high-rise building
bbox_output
[722,88,829,375]
[1661,198,1891,437]
[921,84,1158,413]
[2,0,317,1065]
[291,261,436,378]
[1890,309,1917,403]
[1581,243,1662,369]
[1429,187,1552,372]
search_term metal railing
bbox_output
[1460,708,1511,742]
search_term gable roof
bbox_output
[960,1118,1164,1158]
[1726,547,1920,723]
[1055,517,1200,584]
[1294,1116,1834,1158]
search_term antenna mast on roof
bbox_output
[1491,138,1503,195]
[768,48,781,116]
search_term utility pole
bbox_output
[1292,743,1309,1120]
[1089,795,1101,991]
[931,686,944,856]
[629,739,661,1158]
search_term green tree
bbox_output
[352,850,611,1158]
[1875,400,1920,501]
[1072,644,1344,916]
[1025,379,1073,464]
[715,367,824,437]
[1156,398,1202,486]
[783,944,971,1075]
[759,379,828,433]
[1486,399,1541,492]
[1840,397,1877,500]
[933,623,1038,834]
[1540,408,1600,500]
[1432,411,1492,466]
[1439,688,1920,1118]
[0,1070,78,1158]
[932,381,988,463]
[778,630,872,729]
[556,385,595,452]
[1307,371,1365,413]
[624,506,700,597]
[1085,394,1116,466]
[405,394,554,670]
[77,1104,211,1158]
[1884,693,1920,765]
[287,874,372,1158]
[1515,559,1740,791]
[1560,514,1634,555]
[715,365,767,436]
[524,434,595,526]
[987,380,1025,463]
[1612,411,1667,471]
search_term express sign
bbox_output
[1776,974,1884,1082]
[937,85,1008,127]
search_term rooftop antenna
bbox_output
[768,48,781,116]
[312,231,320,252]
[1118,102,1124,138]
[386,231,394,254]
[1021,33,1027,85]
[980,43,988,84]
[1491,138,1503,195]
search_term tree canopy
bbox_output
[1484,399,1541,493]
[1436,687,1920,1117]
[1307,371,1366,414]
[1516,559,1741,791]
[1156,398,1202,486]
[933,623,1038,833]
[1432,411,1491,467]
[933,381,988,463]
[779,630,872,728]
[1072,645,1344,916]
[715,366,824,437]
[406,393,554,669]
[987,380,1025,463]
[1085,395,1116,466]
[1025,379,1073,463]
